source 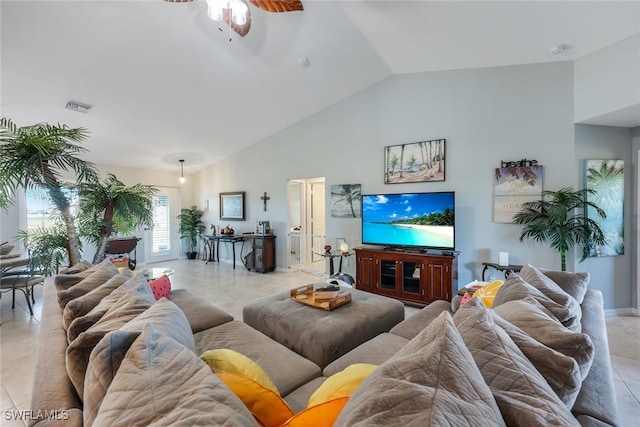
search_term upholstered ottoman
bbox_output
[243,286,405,368]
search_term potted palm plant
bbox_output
[178,206,205,259]
[512,187,607,271]
[77,173,157,265]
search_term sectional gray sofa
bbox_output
[29,260,619,426]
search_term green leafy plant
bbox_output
[16,225,71,276]
[512,187,606,271]
[177,206,205,258]
[0,118,97,266]
[77,174,157,263]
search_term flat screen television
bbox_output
[361,191,455,251]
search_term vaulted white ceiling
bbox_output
[2,1,639,173]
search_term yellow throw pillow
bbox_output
[201,348,278,394]
[473,279,505,308]
[282,397,350,427]
[216,372,294,427]
[307,363,377,408]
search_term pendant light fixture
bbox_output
[179,159,186,184]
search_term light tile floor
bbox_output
[1,259,639,425]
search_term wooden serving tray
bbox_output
[290,284,352,311]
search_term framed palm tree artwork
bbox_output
[384,139,445,184]
[584,160,625,256]
[331,184,361,218]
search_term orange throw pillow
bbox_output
[216,372,294,427]
[281,397,350,427]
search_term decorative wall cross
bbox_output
[261,192,270,211]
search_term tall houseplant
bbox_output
[0,118,98,266]
[77,174,157,263]
[177,206,205,259]
[512,187,606,271]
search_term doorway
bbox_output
[145,186,180,263]
[287,177,326,274]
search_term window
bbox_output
[152,194,171,253]
[25,187,79,232]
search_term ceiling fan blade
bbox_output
[223,7,252,37]
[249,0,303,13]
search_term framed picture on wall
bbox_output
[384,139,446,184]
[220,191,245,220]
[493,165,544,223]
[330,184,361,217]
[584,160,625,256]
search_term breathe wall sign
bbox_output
[493,159,543,223]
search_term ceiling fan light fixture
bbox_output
[206,0,224,21]
[230,0,248,25]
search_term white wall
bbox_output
[193,61,620,301]
[574,34,640,124]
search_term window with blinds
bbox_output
[152,194,171,253]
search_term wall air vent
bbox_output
[65,100,93,113]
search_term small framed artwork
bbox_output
[384,139,445,184]
[330,184,361,218]
[219,191,245,220]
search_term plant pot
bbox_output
[186,252,198,260]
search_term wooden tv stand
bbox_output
[354,246,458,307]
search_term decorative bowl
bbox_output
[0,244,15,255]
[314,284,340,300]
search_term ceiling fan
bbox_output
[165,0,304,37]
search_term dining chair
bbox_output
[0,255,46,316]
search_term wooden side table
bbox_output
[481,262,523,281]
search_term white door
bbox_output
[145,187,180,263]
[286,178,326,273]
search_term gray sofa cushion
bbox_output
[66,289,156,398]
[57,260,119,309]
[468,298,582,408]
[30,283,83,423]
[519,264,582,331]
[54,260,109,291]
[571,289,621,426]
[493,274,579,330]
[453,298,580,426]
[66,274,154,343]
[389,299,452,340]
[169,288,234,332]
[283,377,327,414]
[538,267,590,305]
[493,297,595,380]
[92,324,257,427]
[322,333,408,377]
[83,298,195,427]
[194,320,321,396]
[335,312,505,427]
[62,270,133,330]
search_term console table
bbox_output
[208,235,245,269]
[481,262,522,281]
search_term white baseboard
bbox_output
[604,307,639,317]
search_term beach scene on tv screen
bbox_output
[362,193,454,248]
